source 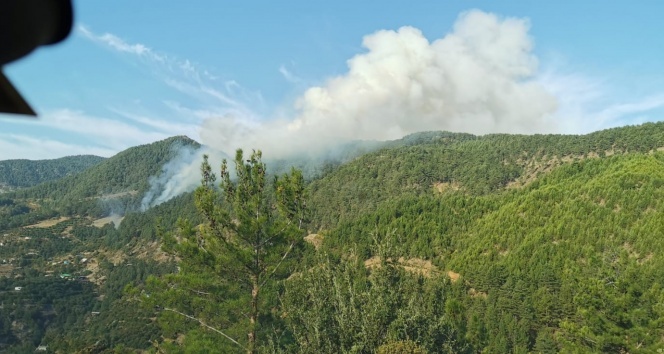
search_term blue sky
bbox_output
[2,1,664,160]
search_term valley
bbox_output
[1,123,664,353]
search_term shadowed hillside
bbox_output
[0,155,105,191]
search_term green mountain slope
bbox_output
[313,151,664,353]
[0,136,199,231]
[309,122,664,228]
[3,123,664,352]
[447,154,664,352]
[0,155,105,191]
[13,136,199,202]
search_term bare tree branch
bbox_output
[163,307,247,351]
[260,241,296,288]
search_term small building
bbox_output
[59,273,71,279]
[14,286,22,291]
[36,345,48,351]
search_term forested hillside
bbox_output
[12,136,199,202]
[309,122,664,227]
[2,123,664,353]
[0,136,200,231]
[0,155,105,191]
[308,153,664,353]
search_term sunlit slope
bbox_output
[308,122,664,228]
[448,153,664,351]
[319,151,664,351]
[452,153,664,276]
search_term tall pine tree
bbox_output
[148,149,307,353]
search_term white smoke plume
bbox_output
[201,10,557,159]
[140,145,226,210]
[144,10,561,207]
[108,214,124,229]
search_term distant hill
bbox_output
[0,155,105,191]
[12,136,199,203]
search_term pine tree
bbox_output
[151,149,307,353]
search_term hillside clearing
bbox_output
[25,217,70,228]
[364,256,439,277]
[92,215,124,228]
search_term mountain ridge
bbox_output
[0,155,105,191]
[11,135,200,202]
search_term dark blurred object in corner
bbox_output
[0,0,73,116]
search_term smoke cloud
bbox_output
[140,145,226,210]
[108,214,124,229]
[144,10,561,207]
[201,10,557,158]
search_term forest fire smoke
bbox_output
[201,10,557,158]
[143,10,559,208]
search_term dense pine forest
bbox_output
[2,123,664,353]
[0,155,105,191]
